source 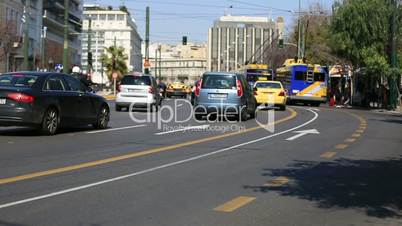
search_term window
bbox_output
[255,82,282,89]
[294,71,306,81]
[91,14,97,20]
[99,14,106,20]
[202,74,236,89]
[121,76,151,86]
[0,74,38,87]
[117,14,124,21]
[107,14,115,20]
[44,77,65,91]
[64,75,85,92]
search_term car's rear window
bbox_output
[202,75,236,89]
[0,74,38,87]
[255,82,282,89]
[121,76,151,86]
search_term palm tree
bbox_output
[100,46,128,82]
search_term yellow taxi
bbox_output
[253,81,287,110]
[166,82,189,98]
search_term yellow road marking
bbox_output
[264,176,290,187]
[214,196,256,212]
[0,108,298,185]
[335,144,348,150]
[359,126,366,130]
[320,151,337,159]
[352,133,361,138]
[355,129,365,133]
[345,138,356,143]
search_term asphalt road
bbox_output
[0,99,401,226]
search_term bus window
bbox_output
[294,71,306,80]
[314,73,326,82]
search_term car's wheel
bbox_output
[249,106,257,119]
[93,105,110,129]
[41,108,59,135]
[237,107,248,121]
[279,105,286,111]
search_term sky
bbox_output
[83,0,335,44]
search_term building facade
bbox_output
[0,0,43,73]
[144,42,207,83]
[82,5,142,84]
[43,0,83,71]
[208,15,284,72]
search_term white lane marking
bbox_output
[155,125,210,135]
[178,104,183,107]
[86,125,147,134]
[286,129,320,141]
[0,109,318,210]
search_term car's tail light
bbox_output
[253,89,258,96]
[195,79,202,97]
[148,86,155,94]
[236,79,243,97]
[7,93,34,103]
[117,85,122,93]
[278,91,285,96]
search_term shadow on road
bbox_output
[0,220,30,226]
[0,126,98,137]
[244,157,402,218]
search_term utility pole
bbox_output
[389,0,399,109]
[297,0,301,60]
[158,45,161,79]
[87,17,92,75]
[144,6,150,74]
[40,26,47,70]
[62,0,69,73]
[23,1,29,70]
[154,47,158,77]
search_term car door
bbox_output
[63,75,94,123]
[240,75,255,112]
[43,75,75,124]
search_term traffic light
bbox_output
[182,36,187,45]
[278,39,284,48]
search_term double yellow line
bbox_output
[0,108,298,185]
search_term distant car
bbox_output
[194,72,257,121]
[0,72,110,135]
[115,74,161,112]
[253,81,287,111]
[166,82,189,98]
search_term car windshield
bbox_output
[202,74,236,89]
[255,82,282,89]
[121,76,151,86]
[0,74,38,87]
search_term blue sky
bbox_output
[84,0,335,44]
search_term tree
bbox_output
[100,45,128,82]
[0,21,19,72]
[288,3,337,65]
[330,0,391,68]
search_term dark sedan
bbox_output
[0,72,110,135]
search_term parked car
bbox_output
[0,72,110,135]
[115,74,161,112]
[253,81,287,111]
[193,72,257,121]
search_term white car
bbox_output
[115,74,161,112]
